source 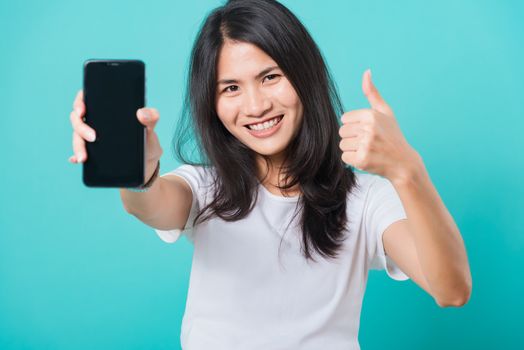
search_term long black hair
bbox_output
[172,0,357,262]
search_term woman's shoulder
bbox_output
[352,171,378,192]
[349,171,395,202]
[161,163,217,188]
[175,162,216,175]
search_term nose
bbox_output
[242,87,271,117]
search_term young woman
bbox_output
[68,0,472,349]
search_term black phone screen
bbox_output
[82,59,145,188]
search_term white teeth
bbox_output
[247,116,282,131]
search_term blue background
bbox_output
[1,0,523,349]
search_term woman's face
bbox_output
[215,40,304,161]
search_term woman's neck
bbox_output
[256,153,301,197]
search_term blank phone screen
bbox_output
[83,60,145,188]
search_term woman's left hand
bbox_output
[338,69,422,184]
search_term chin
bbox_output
[247,142,288,158]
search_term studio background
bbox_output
[1,0,522,349]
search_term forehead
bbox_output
[216,41,277,78]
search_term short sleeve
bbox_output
[154,164,210,244]
[364,175,409,281]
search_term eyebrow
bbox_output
[217,66,280,85]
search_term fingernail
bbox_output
[75,107,82,117]
[77,154,83,162]
[88,131,96,142]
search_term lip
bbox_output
[244,114,284,127]
[245,114,284,138]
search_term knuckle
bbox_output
[150,108,160,119]
[79,129,89,141]
[357,154,368,168]
[367,128,376,140]
[369,112,379,124]
[341,152,350,164]
[367,139,375,151]
[77,132,86,145]
[363,124,374,135]
[364,111,374,123]
[361,138,372,151]
[70,115,80,130]
[72,133,82,151]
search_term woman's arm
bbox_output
[339,69,472,306]
[121,171,194,231]
[385,152,472,307]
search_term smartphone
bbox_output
[82,59,145,188]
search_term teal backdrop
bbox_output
[1,0,523,349]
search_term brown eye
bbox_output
[264,74,280,82]
[224,85,239,93]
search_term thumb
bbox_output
[362,69,392,115]
[137,108,160,131]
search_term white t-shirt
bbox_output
[154,164,409,350]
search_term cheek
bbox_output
[215,98,237,127]
[271,79,301,109]
[270,80,304,129]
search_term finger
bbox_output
[70,110,96,142]
[73,90,85,118]
[341,151,359,168]
[72,132,87,162]
[339,123,364,139]
[362,69,392,115]
[341,109,373,125]
[339,138,361,152]
[137,108,160,131]
[68,155,78,163]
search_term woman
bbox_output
[68,0,472,349]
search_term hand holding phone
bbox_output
[68,60,163,187]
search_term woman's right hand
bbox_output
[68,90,164,180]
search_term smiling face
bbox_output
[215,40,304,165]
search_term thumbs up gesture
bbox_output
[339,69,421,184]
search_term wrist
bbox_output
[126,160,160,192]
[145,159,160,182]
[389,149,427,188]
